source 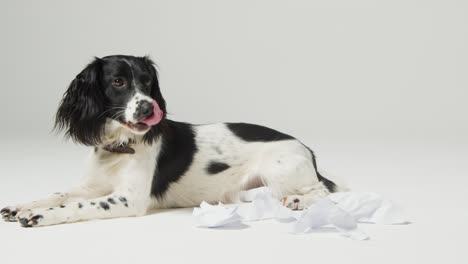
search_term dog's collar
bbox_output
[101,139,136,154]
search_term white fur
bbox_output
[5,121,331,227]
[124,92,154,126]
[121,57,155,128]
[155,123,328,208]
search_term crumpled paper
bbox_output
[329,192,407,224]
[237,187,296,221]
[192,188,407,240]
[291,198,369,240]
[192,201,242,228]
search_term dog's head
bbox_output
[55,55,167,145]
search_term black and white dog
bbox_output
[1,55,340,227]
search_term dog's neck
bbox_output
[97,119,165,154]
[102,139,136,154]
[99,121,141,154]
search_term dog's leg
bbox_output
[14,191,149,227]
[1,148,118,222]
[1,185,110,222]
[13,147,156,227]
[252,143,329,210]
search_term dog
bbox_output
[1,55,340,227]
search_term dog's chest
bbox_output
[89,142,159,189]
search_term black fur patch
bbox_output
[99,202,110,210]
[118,197,128,207]
[305,146,337,192]
[107,198,116,204]
[317,170,337,192]
[227,123,337,192]
[59,205,66,208]
[226,123,294,142]
[90,202,96,205]
[151,120,197,199]
[78,203,83,209]
[206,161,230,174]
[54,58,106,146]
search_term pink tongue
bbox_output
[140,101,163,126]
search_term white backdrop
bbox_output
[1,1,467,264]
[1,0,466,143]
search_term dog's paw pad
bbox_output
[18,214,43,228]
[281,195,305,210]
[1,207,19,222]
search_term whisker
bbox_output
[110,111,125,120]
[98,107,127,118]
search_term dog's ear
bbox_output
[54,57,106,145]
[143,56,166,113]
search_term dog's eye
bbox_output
[112,78,125,87]
[144,79,152,86]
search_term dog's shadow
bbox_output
[145,207,249,230]
[146,207,193,215]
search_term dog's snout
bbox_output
[136,101,154,120]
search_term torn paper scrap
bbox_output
[192,201,242,228]
[238,187,301,221]
[291,198,369,240]
[329,192,407,224]
[238,188,292,221]
[193,188,407,240]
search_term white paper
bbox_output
[291,198,369,240]
[238,188,299,221]
[192,201,241,228]
[329,192,407,224]
[193,188,407,239]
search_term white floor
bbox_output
[0,137,466,264]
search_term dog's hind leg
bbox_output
[249,141,332,210]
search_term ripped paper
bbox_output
[192,201,241,228]
[192,188,407,240]
[291,198,369,240]
[237,187,296,221]
[329,192,407,224]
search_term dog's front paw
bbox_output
[1,206,19,222]
[16,210,44,228]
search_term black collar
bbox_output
[102,140,136,154]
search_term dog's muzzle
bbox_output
[127,100,163,132]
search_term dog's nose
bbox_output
[137,101,154,120]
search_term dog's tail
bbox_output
[317,170,349,193]
[308,147,349,193]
